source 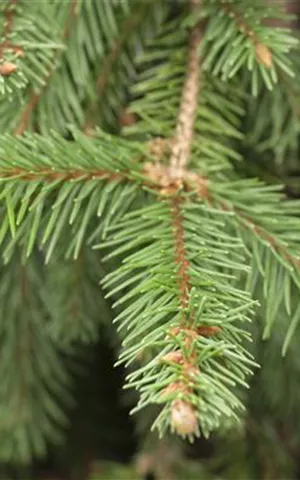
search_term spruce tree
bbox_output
[0,0,300,478]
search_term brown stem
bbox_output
[235,208,300,270]
[171,196,190,311]
[0,166,128,182]
[213,197,300,271]
[0,0,19,59]
[169,195,222,327]
[0,162,209,199]
[163,195,222,436]
[170,2,202,175]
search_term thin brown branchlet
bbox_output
[0,0,19,57]
[14,0,79,135]
[0,0,22,77]
[221,1,273,68]
[0,61,17,76]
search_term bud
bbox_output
[119,108,136,127]
[161,351,183,364]
[197,325,221,336]
[255,43,272,68]
[167,326,181,337]
[15,48,25,58]
[0,62,17,76]
[171,399,198,436]
[182,361,199,380]
[162,381,186,398]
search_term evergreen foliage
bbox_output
[0,0,300,475]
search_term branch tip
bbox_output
[255,42,272,68]
[171,399,198,436]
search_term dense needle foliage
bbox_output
[1,1,300,478]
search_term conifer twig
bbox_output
[205,193,300,272]
[3,155,298,276]
[226,205,300,270]
[221,1,272,68]
[171,196,190,311]
[83,5,149,134]
[165,194,221,436]
[0,0,21,60]
[0,166,128,183]
[157,6,221,431]
[169,0,202,176]
[14,0,78,135]
[0,0,18,48]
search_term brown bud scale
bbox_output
[171,399,198,436]
[0,62,17,76]
[255,43,272,68]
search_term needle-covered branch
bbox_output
[186,0,298,95]
[205,178,300,353]
[0,0,64,111]
[0,0,167,135]
[83,0,167,134]
[0,130,144,262]
[99,195,256,438]
[0,0,299,462]
[124,15,244,175]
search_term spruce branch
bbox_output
[189,0,298,95]
[244,49,300,168]
[3,1,167,135]
[0,0,24,88]
[0,1,65,130]
[100,195,256,438]
[0,130,146,262]
[202,178,300,351]
[141,159,300,355]
[124,12,244,175]
[14,0,79,135]
[98,5,255,438]
[221,1,273,69]
[122,0,300,361]
[0,0,299,452]
[83,1,160,134]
